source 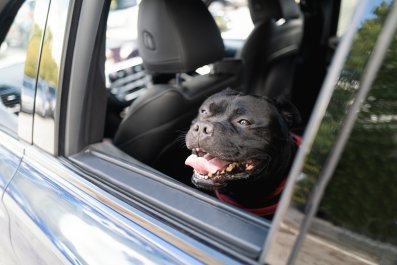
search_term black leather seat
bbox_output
[238,0,303,98]
[113,0,241,179]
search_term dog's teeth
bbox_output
[226,164,235,172]
[246,163,254,170]
[208,173,212,178]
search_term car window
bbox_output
[265,1,397,264]
[294,2,397,263]
[207,0,254,40]
[0,0,36,135]
[337,0,359,36]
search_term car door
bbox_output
[1,0,270,264]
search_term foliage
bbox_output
[24,23,58,86]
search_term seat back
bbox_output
[113,0,241,179]
[239,0,303,98]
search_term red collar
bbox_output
[215,177,287,216]
[215,133,301,217]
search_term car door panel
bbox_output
[0,132,24,265]
[3,146,203,265]
[0,135,23,194]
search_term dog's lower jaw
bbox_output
[191,170,251,191]
[191,172,227,190]
[189,155,270,191]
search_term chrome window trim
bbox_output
[260,0,370,263]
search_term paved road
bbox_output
[266,207,395,265]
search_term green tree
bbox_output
[24,23,59,86]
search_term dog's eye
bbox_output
[238,119,251,126]
[200,109,208,115]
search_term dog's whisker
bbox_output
[175,130,189,149]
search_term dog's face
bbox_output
[185,89,300,190]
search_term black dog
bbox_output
[185,89,300,218]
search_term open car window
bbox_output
[208,0,254,40]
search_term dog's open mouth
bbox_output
[185,148,262,190]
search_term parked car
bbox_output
[0,0,396,264]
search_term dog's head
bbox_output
[185,89,300,190]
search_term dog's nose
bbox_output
[193,122,214,136]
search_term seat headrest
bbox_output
[249,0,301,25]
[137,0,224,73]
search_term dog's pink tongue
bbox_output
[185,154,230,175]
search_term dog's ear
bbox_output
[274,98,301,129]
[221,87,241,96]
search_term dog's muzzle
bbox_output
[185,148,270,190]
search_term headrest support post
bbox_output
[175,73,182,86]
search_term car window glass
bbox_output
[0,0,36,135]
[208,0,254,40]
[337,0,359,36]
[295,2,397,264]
[265,1,396,264]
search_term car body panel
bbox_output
[4,146,207,265]
[0,132,24,265]
[0,138,22,194]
